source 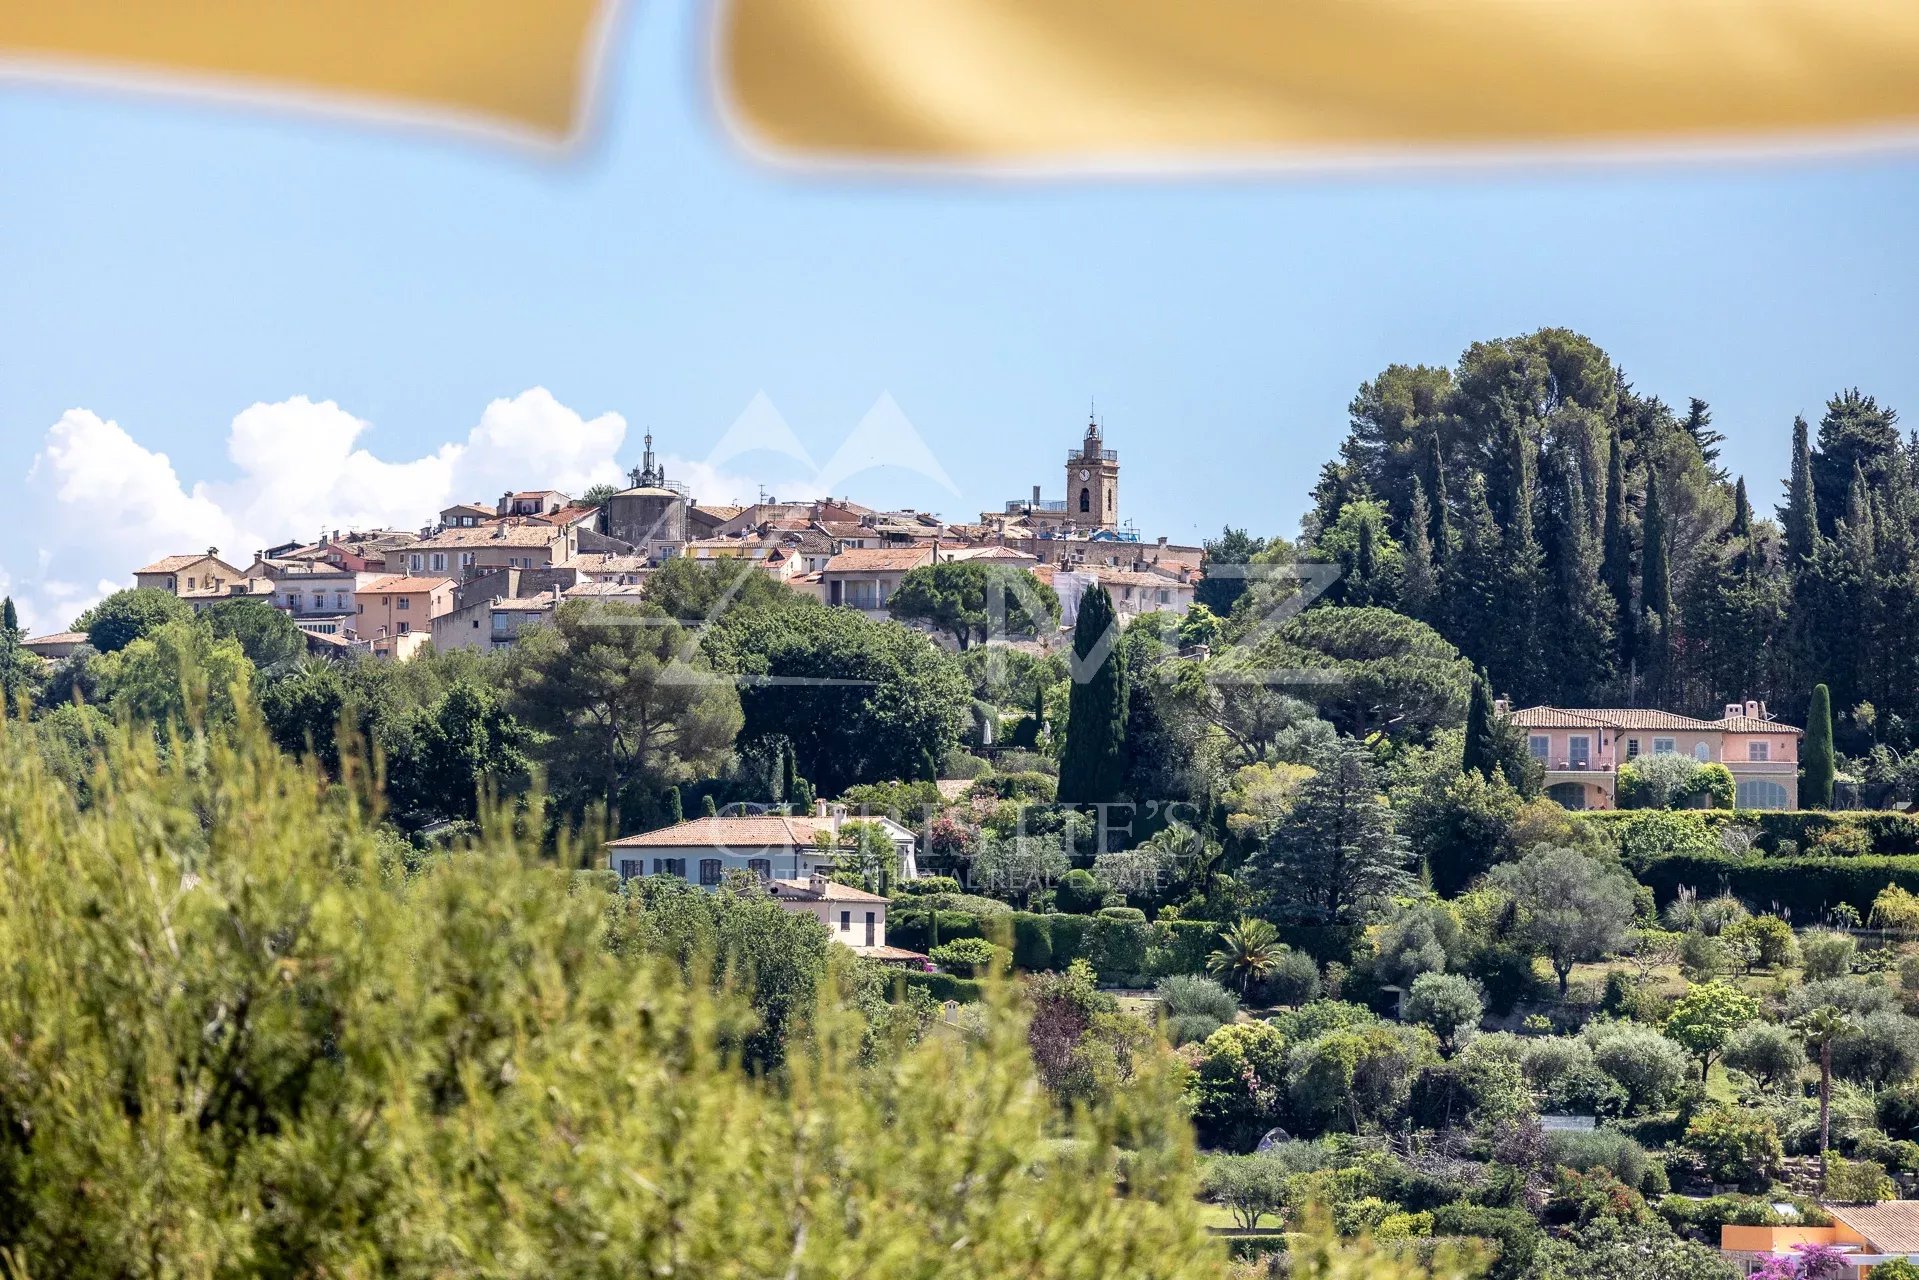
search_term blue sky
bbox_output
[2,1,1917,629]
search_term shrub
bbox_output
[1823,1155,1895,1204]
[1546,1130,1651,1189]
[895,875,964,897]
[1723,915,1797,970]
[1087,913,1152,979]
[1833,1009,1919,1087]
[1252,948,1322,1007]
[1619,755,1708,811]
[1683,1107,1784,1187]
[1147,920,1216,977]
[1878,1082,1919,1140]
[1678,932,1724,982]
[899,970,984,1002]
[1587,1023,1691,1114]
[1156,974,1239,1022]
[1167,1013,1224,1047]
[1054,869,1105,914]
[1801,930,1859,981]
[1009,912,1055,970]
[1694,763,1736,810]
[1722,1023,1807,1089]
[930,937,1006,977]
[1404,972,1484,1053]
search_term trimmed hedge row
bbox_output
[1578,809,1919,857]
[1635,852,1919,918]
[898,970,984,1003]
[888,910,1226,978]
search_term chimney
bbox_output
[1752,700,1766,720]
[1031,485,1041,506]
[815,798,828,818]
[1493,697,1512,716]
[1726,703,1744,720]
[207,545,219,557]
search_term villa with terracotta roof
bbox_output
[1723,1202,1919,1274]
[1505,699,1803,811]
[605,805,920,889]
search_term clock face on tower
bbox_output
[1079,468,1090,480]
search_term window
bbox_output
[1107,491,1113,513]
[864,911,876,947]
[396,621,409,634]
[748,858,772,879]
[617,859,641,881]
[1568,736,1590,768]
[1748,741,1770,762]
[397,597,410,610]
[1736,779,1790,810]
[336,592,348,609]
[410,554,423,572]
[1528,735,1550,762]
[431,552,447,571]
[1545,782,1588,811]
[699,858,722,886]
[185,576,196,590]
[1693,743,1711,762]
[653,857,686,878]
[1079,488,1091,512]
[839,910,851,933]
[1626,738,1640,759]
[492,613,508,630]
[460,552,475,567]
[1652,737,1676,755]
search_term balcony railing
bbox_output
[1067,449,1119,462]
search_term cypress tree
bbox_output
[663,786,684,826]
[1600,433,1635,669]
[1421,429,1450,563]
[1640,469,1672,701]
[1,597,17,637]
[1461,670,1498,782]
[1032,677,1047,729]
[1401,479,1437,619]
[1058,586,1129,804]
[1785,415,1820,565]
[701,794,719,818]
[1805,682,1835,808]
[781,743,797,804]
[1730,476,1752,541]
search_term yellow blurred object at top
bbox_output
[0,0,609,142]
[722,0,1919,165]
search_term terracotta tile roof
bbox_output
[769,877,889,904]
[823,546,935,573]
[1086,566,1190,590]
[564,582,648,598]
[356,574,453,594]
[1825,1203,1919,1253]
[401,525,567,549]
[23,630,87,647]
[693,504,745,521]
[1717,715,1803,735]
[607,815,833,849]
[853,944,928,962]
[816,521,871,540]
[136,553,226,574]
[1507,706,1723,732]
[572,552,652,572]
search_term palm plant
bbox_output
[1207,916,1281,996]
[1793,1004,1854,1184]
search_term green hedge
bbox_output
[1635,852,1919,918]
[899,971,984,1003]
[1219,1233,1291,1260]
[887,910,987,953]
[1578,809,1919,859]
[890,909,1224,978]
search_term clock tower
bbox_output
[1067,415,1120,531]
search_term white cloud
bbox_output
[13,388,632,633]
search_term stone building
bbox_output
[601,433,690,562]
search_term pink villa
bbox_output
[1504,699,1802,811]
